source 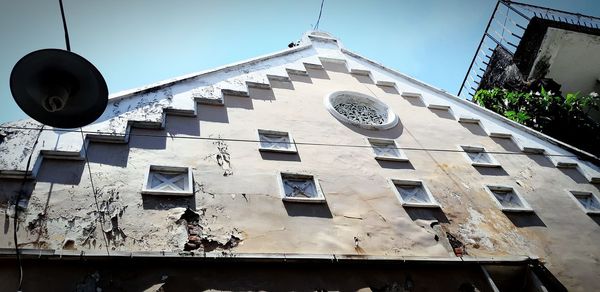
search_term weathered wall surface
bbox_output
[0,32,599,290]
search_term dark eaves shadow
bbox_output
[430,109,455,120]
[141,194,196,210]
[559,168,589,184]
[341,120,405,140]
[461,123,488,136]
[378,85,399,95]
[260,151,301,162]
[288,73,312,84]
[87,143,130,168]
[351,74,374,84]
[491,137,521,152]
[283,201,333,218]
[590,215,600,226]
[268,79,295,90]
[405,207,450,224]
[526,154,555,168]
[36,159,84,185]
[165,115,201,136]
[505,212,546,228]
[248,87,276,101]
[197,104,229,123]
[306,68,330,80]
[376,160,415,170]
[129,128,167,150]
[224,95,253,110]
[475,167,509,176]
[403,96,426,107]
[322,62,349,73]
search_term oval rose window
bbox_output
[324,91,398,130]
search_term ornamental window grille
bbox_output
[368,138,408,162]
[142,165,193,196]
[325,91,399,130]
[333,100,386,126]
[486,185,532,212]
[461,145,500,167]
[278,172,325,203]
[570,191,600,215]
[258,129,297,153]
[391,179,439,208]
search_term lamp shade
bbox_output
[10,48,108,128]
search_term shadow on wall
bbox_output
[36,160,84,185]
[166,115,201,137]
[505,212,546,228]
[559,168,588,184]
[460,123,488,136]
[248,87,276,101]
[268,79,295,90]
[306,68,330,80]
[525,154,555,168]
[322,61,348,73]
[340,120,405,140]
[376,160,414,170]
[224,95,254,110]
[403,96,426,107]
[260,152,301,162]
[378,85,399,95]
[283,201,333,218]
[405,208,450,224]
[491,137,521,152]
[430,109,455,120]
[475,167,509,176]
[129,128,167,150]
[87,143,130,168]
[351,74,374,84]
[141,194,196,210]
[0,180,35,206]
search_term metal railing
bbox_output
[458,0,600,99]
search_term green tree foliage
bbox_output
[473,88,600,156]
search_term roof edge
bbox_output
[107,43,313,102]
[341,48,600,164]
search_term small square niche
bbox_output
[142,165,193,196]
[460,145,500,167]
[485,185,533,212]
[368,138,408,162]
[278,172,325,203]
[569,191,600,215]
[390,179,439,208]
[258,129,297,153]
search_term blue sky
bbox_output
[2,0,600,123]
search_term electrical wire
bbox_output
[79,129,111,256]
[0,125,576,158]
[59,0,71,52]
[313,0,325,30]
[11,125,44,292]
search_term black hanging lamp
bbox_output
[9,0,108,129]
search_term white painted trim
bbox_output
[141,165,194,196]
[484,185,534,213]
[567,190,600,215]
[324,91,399,130]
[389,179,441,208]
[257,129,298,154]
[278,172,326,203]
[459,145,502,168]
[367,137,409,162]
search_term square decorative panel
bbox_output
[390,179,439,208]
[368,138,408,162]
[461,145,500,167]
[278,172,325,203]
[485,185,532,212]
[570,191,600,215]
[142,165,193,196]
[258,129,297,153]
